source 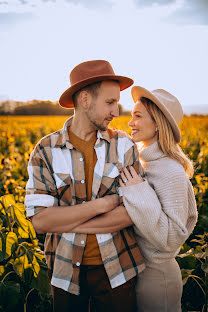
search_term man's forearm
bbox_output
[32,197,106,234]
[71,205,133,234]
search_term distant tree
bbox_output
[13,101,74,116]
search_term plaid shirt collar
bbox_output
[54,116,111,149]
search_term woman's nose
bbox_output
[128,118,134,127]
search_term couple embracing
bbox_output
[25,60,198,312]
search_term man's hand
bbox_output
[120,166,144,187]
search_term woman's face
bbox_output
[128,100,158,147]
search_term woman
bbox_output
[119,87,198,312]
[72,87,198,311]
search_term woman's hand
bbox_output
[119,166,144,187]
[100,194,120,213]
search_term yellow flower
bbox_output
[13,254,29,276]
[32,255,40,277]
[35,251,45,262]
[14,254,40,277]
[18,226,29,239]
[0,195,16,211]
[28,221,37,240]
[33,238,39,247]
[6,232,18,256]
[14,209,28,232]
[0,218,3,230]
[0,265,4,276]
[15,203,26,214]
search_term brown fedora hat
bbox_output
[59,60,134,108]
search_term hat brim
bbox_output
[131,86,181,143]
[59,75,134,108]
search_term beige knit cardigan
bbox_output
[120,141,198,263]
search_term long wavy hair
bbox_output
[140,97,194,178]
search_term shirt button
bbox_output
[80,157,83,161]
[81,180,85,184]
[81,240,85,245]
[76,262,80,267]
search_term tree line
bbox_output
[0,100,130,116]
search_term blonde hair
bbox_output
[140,97,194,178]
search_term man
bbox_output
[25,60,145,312]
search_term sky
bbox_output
[0,0,208,111]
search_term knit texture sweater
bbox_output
[120,141,198,263]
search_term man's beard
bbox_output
[86,102,108,131]
[90,119,107,132]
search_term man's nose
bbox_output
[111,104,119,118]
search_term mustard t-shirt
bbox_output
[68,129,102,265]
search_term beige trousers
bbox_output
[136,258,182,312]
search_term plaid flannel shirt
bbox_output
[25,117,145,295]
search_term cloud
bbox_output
[65,0,113,9]
[135,0,175,6]
[169,0,208,25]
[134,0,208,25]
[0,12,34,24]
[1,0,207,25]
[0,0,207,107]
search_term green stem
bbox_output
[1,270,16,283]
[189,275,206,296]
[24,288,35,312]
[205,272,207,312]
[189,274,206,286]
[0,200,12,231]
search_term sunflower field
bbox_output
[0,115,208,312]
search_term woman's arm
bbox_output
[120,166,198,252]
[71,205,133,234]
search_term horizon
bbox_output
[0,98,208,115]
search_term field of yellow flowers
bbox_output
[0,115,208,312]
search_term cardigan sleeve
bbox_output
[120,168,198,252]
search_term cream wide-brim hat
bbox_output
[131,86,183,143]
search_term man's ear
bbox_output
[79,91,91,110]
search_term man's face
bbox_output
[86,81,120,131]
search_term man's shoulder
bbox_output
[36,129,63,148]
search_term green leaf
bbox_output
[180,268,194,278]
[195,234,205,238]
[194,252,205,259]
[30,267,51,294]
[201,262,208,273]
[177,248,194,258]
[191,239,204,245]
[182,276,189,286]
[0,232,6,262]
[15,246,26,259]
[0,280,21,310]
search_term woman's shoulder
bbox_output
[150,155,187,181]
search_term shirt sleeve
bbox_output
[120,169,198,253]
[25,143,58,217]
[123,139,144,176]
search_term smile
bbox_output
[131,130,139,135]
